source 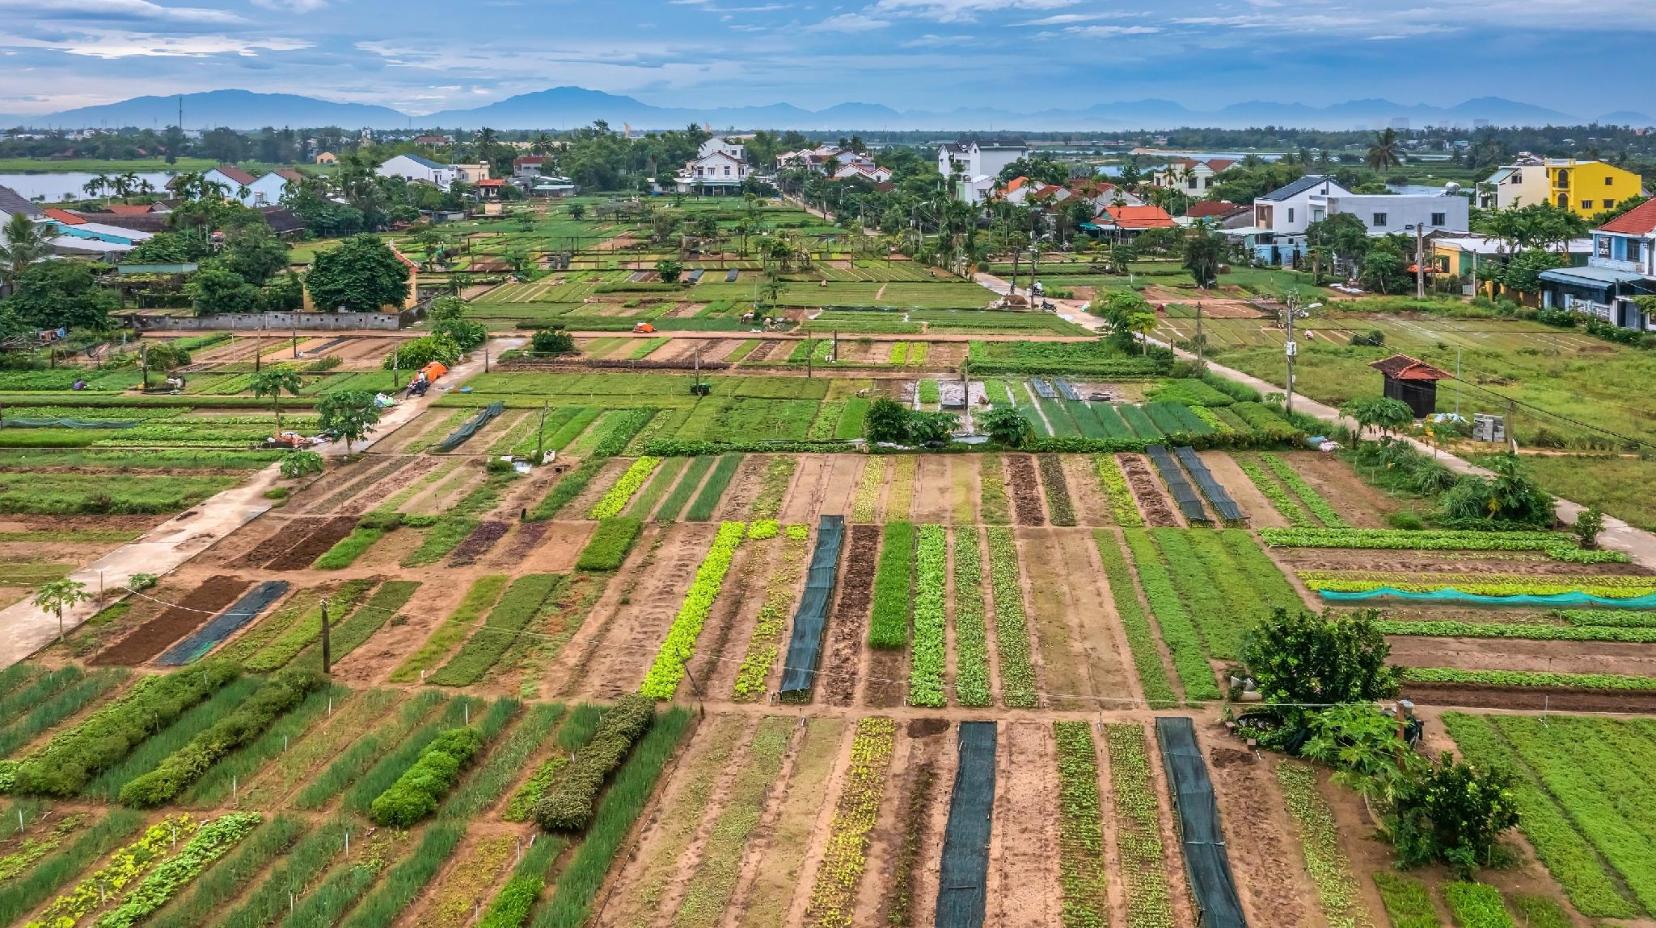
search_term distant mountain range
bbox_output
[7,86,1652,132]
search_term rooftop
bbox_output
[1259,174,1344,202]
[1598,198,1656,236]
[1370,354,1451,382]
[0,185,43,218]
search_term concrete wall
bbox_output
[129,308,419,331]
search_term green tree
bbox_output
[1493,248,1567,295]
[250,368,303,434]
[1572,506,1605,550]
[1302,703,1423,810]
[317,390,382,454]
[864,397,912,444]
[654,258,684,284]
[1438,454,1553,527]
[1366,128,1403,172]
[1342,396,1416,439]
[1359,249,1410,294]
[0,213,52,291]
[1306,212,1371,267]
[980,405,1033,448]
[1,261,120,331]
[1388,754,1520,876]
[531,328,576,354]
[305,234,410,312]
[218,224,289,285]
[1181,224,1226,288]
[1091,290,1155,353]
[1240,607,1401,708]
[186,266,261,316]
[34,577,90,644]
[568,203,586,221]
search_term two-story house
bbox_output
[938,139,1028,203]
[674,138,750,195]
[1539,198,1656,330]
[1478,157,1645,218]
[1247,175,1468,265]
[1150,158,1236,195]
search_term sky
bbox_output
[0,0,1652,118]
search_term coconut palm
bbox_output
[1366,129,1403,172]
[0,213,51,291]
[81,174,110,198]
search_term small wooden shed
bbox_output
[1368,354,1450,419]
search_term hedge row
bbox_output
[6,661,239,797]
[368,727,486,827]
[119,668,324,807]
[532,695,654,833]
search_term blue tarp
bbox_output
[1320,588,1656,609]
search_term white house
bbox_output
[1150,158,1237,194]
[674,145,750,195]
[1540,198,1656,330]
[376,154,460,188]
[243,169,304,208]
[937,139,1028,183]
[832,162,892,184]
[1249,174,1469,265]
[202,164,260,204]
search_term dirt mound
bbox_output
[1005,454,1045,526]
[1120,454,1178,526]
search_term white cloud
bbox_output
[872,0,1077,23]
[1063,24,1160,36]
[251,0,326,11]
[901,32,972,46]
[808,12,890,31]
[1017,12,1124,25]
[0,29,309,58]
[0,0,243,24]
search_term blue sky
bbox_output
[0,0,1651,117]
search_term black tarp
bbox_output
[937,721,996,928]
[778,515,845,701]
[435,402,504,452]
[1156,717,1247,928]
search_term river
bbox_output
[0,171,177,203]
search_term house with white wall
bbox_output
[202,165,260,203]
[243,169,303,207]
[1540,198,1656,330]
[674,144,750,195]
[1150,158,1236,194]
[376,154,460,188]
[938,139,1028,202]
[1247,174,1469,265]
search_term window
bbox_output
[1606,176,1615,185]
[1582,200,1594,210]
[1372,212,1388,227]
[1604,199,1617,210]
[1431,212,1446,226]
[1629,239,1643,262]
[723,166,731,176]
[1188,178,1198,189]
[1288,207,1295,223]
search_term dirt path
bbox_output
[988,721,1059,927]
[1202,734,1321,928]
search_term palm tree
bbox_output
[1366,129,1403,172]
[81,174,110,198]
[250,368,303,435]
[0,213,51,291]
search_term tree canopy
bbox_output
[306,234,410,312]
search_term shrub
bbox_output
[369,727,486,827]
[11,662,239,796]
[119,668,324,807]
[279,451,323,479]
[532,695,654,832]
[576,517,644,571]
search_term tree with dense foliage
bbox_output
[317,390,381,453]
[1473,203,1587,251]
[1388,754,1520,876]
[1182,223,1227,288]
[0,213,52,291]
[654,257,684,284]
[1491,248,1568,295]
[980,405,1033,448]
[250,368,303,435]
[996,154,1069,186]
[1,261,120,331]
[186,266,261,316]
[1359,248,1411,294]
[1091,290,1156,353]
[1241,607,1401,708]
[864,397,912,443]
[1305,212,1371,270]
[531,327,576,355]
[305,234,409,312]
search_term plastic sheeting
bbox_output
[1175,446,1244,522]
[1320,587,1656,609]
[0,417,135,429]
[937,721,996,928]
[435,402,504,452]
[156,580,291,666]
[1156,717,1247,928]
[1148,444,1210,524]
[778,515,845,701]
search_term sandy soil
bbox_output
[1059,454,1113,527]
[1281,452,1398,528]
[1201,733,1321,928]
[1388,635,1656,677]
[1200,451,1286,528]
[911,456,952,524]
[987,721,1060,927]
[822,524,878,706]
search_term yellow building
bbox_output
[1483,159,1644,217]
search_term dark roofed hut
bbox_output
[1368,354,1451,419]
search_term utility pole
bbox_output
[535,400,549,463]
[291,322,299,359]
[1455,348,1462,418]
[1283,293,1298,418]
[319,599,331,674]
[1506,398,1517,455]
[1195,301,1206,374]
[1414,223,1426,300]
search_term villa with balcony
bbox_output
[1540,198,1656,330]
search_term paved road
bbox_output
[0,337,521,669]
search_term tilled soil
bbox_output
[262,516,359,570]
[745,339,784,362]
[1406,683,1656,713]
[1120,454,1179,527]
[92,574,250,665]
[823,524,879,706]
[1004,454,1046,526]
[340,457,443,516]
[304,455,413,514]
[449,520,510,566]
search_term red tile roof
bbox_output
[43,208,85,224]
[1206,158,1237,173]
[1103,205,1176,229]
[1003,176,1029,192]
[105,203,153,216]
[1369,354,1450,382]
[211,164,258,186]
[275,169,305,184]
[1186,199,1243,218]
[476,178,506,187]
[1598,198,1656,236]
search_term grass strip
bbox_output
[1277,761,1370,928]
[1094,455,1143,527]
[82,677,262,801]
[985,526,1037,708]
[907,525,948,707]
[145,816,307,928]
[732,526,808,702]
[1053,721,1108,928]
[389,576,509,683]
[313,526,385,570]
[429,575,565,686]
[867,521,915,651]
[476,833,568,928]
[1372,873,1437,928]
[685,454,743,522]
[979,455,1009,525]
[0,669,129,759]
[626,457,687,518]
[656,455,714,522]
[1262,454,1346,527]
[242,579,375,672]
[640,523,746,699]
[800,717,896,928]
[1237,457,1314,527]
[748,457,796,520]
[576,518,643,571]
[1092,530,1177,709]
[211,821,353,928]
[306,580,420,664]
[341,697,483,816]
[504,705,601,822]
[1103,723,1176,928]
[589,456,660,520]
[1443,882,1515,928]
[675,717,793,927]
[94,811,262,928]
[951,527,992,708]
[1122,529,1222,702]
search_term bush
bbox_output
[119,668,325,807]
[368,727,485,827]
[576,517,643,571]
[531,328,576,354]
[10,662,239,796]
[532,695,654,832]
[279,451,324,479]
[382,333,461,371]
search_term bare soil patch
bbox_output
[1199,451,1284,528]
[1120,454,1179,527]
[1201,735,1319,928]
[1004,454,1046,526]
[263,516,358,570]
[1059,454,1112,527]
[988,721,1060,928]
[823,524,878,706]
[911,456,952,523]
[1282,452,1397,528]
[92,575,250,665]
